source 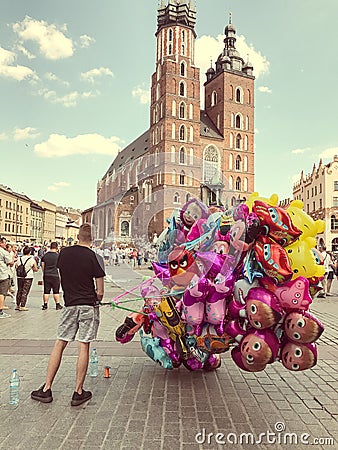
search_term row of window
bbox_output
[211,87,251,106]
[152,123,194,145]
[3,223,25,233]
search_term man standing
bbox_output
[41,242,63,310]
[0,237,13,318]
[31,224,105,406]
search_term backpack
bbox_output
[16,257,30,278]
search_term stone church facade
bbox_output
[93,0,255,246]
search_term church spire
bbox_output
[157,0,196,33]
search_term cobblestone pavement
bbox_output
[0,262,337,450]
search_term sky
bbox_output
[0,0,337,211]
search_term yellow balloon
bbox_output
[285,236,325,280]
[245,192,279,211]
[286,200,325,239]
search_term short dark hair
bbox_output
[50,242,58,249]
[78,223,93,243]
[23,246,30,255]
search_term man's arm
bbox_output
[95,277,104,302]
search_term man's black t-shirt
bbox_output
[57,245,105,307]
[41,251,59,277]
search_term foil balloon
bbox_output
[285,237,325,280]
[196,324,233,354]
[274,276,312,311]
[243,249,264,284]
[254,235,293,284]
[205,271,234,335]
[253,201,301,246]
[283,310,324,343]
[140,330,173,369]
[286,200,325,239]
[181,275,210,336]
[168,247,200,288]
[245,192,279,212]
[280,341,317,371]
[245,287,283,329]
[180,198,210,233]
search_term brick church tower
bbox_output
[93,1,255,245]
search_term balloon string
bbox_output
[111,303,148,315]
[111,274,158,303]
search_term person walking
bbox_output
[0,237,13,318]
[41,242,63,310]
[15,245,38,311]
[31,223,105,406]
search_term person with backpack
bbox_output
[15,245,38,311]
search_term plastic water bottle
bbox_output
[89,348,98,377]
[9,369,20,405]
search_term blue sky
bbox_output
[0,0,337,210]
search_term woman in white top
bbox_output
[15,245,38,311]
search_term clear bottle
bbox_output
[9,369,20,405]
[89,348,98,377]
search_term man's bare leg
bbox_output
[75,341,90,394]
[44,339,68,391]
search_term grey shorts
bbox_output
[57,305,100,343]
[0,278,10,296]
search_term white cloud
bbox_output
[81,67,114,84]
[13,16,74,60]
[291,147,310,155]
[319,147,338,159]
[258,86,272,94]
[44,72,70,86]
[0,132,8,141]
[13,127,40,141]
[48,181,70,192]
[132,85,150,104]
[0,46,38,81]
[34,133,122,158]
[79,34,96,48]
[16,44,35,60]
[38,88,99,107]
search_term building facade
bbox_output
[93,0,255,246]
[0,185,31,243]
[293,156,338,251]
[30,201,45,244]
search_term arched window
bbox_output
[244,135,248,151]
[180,171,185,185]
[179,125,186,141]
[331,215,338,230]
[229,176,233,189]
[230,133,234,148]
[189,170,193,186]
[172,169,176,184]
[230,85,234,100]
[246,116,249,130]
[171,145,176,162]
[189,104,193,119]
[168,43,172,54]
[182,30,185,42]
[236,134,241,149]
[172,123,176,139]
[235,156,241,171]
[174,192,180,204]
[203,145,220,183]
[172,79,176,94]
[179,147,186,164]
[168,29,173,41]
[186,193,191,202]
[179,81,185,96]
[229,153,233,170]
[156,84,160,101]
[244,177,248,191]
[244,156,248,172]
[181,44,185,55]
[179,102,185,118]
[211,91,217,106]
[172,100,176,116]
[235,114,241,129]
[180,61,186,77]
[247,89,251,104]
[236,88,242,103]
[189,148,194,165]
[189,126,193,142]
[231,196,237,206]
[235,177,241,191]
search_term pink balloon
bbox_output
[275,276,312,311]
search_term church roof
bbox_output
[103,110,223,178]
[200,111,223,139]
[105,129,150,177]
